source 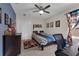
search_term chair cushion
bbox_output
[55,49,69,56]
[53,34,66,50]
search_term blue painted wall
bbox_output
[0,3,16,56]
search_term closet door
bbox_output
[21,21,33,40]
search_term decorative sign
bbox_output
[55,20,60,27]
[46,23,49,28]
[50,22,54,28]
[33,24,42,29]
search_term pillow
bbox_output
[33,31,38,34]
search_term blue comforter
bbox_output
[46,35,56,42]
[36,33,56,43]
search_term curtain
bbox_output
[66,14,73,46]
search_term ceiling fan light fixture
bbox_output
[39,10,44,14]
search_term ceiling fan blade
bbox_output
[44,10,50,14]
[33,10,39,12]
[44,5,50,9]
[26,7,37,11]
[34,4,41,10]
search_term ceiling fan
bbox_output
[33,4,51,15]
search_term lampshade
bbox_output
[39,10,44,14]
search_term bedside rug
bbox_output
[23,40,38,49]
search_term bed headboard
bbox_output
[33,31,44,33]
[33,31,38,33]
[39,31,44,33]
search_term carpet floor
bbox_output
[19,37,79,56]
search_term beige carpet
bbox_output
[20,42,57,56]
[19,38,79,56]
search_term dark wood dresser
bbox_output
[3,34,21,56]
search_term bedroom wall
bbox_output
[72,29,79,37]
[16,15,46,40]
[16,12,69,40]
[45,13,69,39]
[72,29,79,39]
[0,3,16,56]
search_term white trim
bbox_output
[72,36,79,39]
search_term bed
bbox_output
[32,31,56,50]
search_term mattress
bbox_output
[32,33,48,45]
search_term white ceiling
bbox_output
[11,3,79,20]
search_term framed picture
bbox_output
[0,8,2,24]
[50,22,54,27]
[10,18,12,25]
[46,23,49,28]
[38,24,42,28]
[55,20,60,27]
[33,24,42,29]
[4,13,10,25]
